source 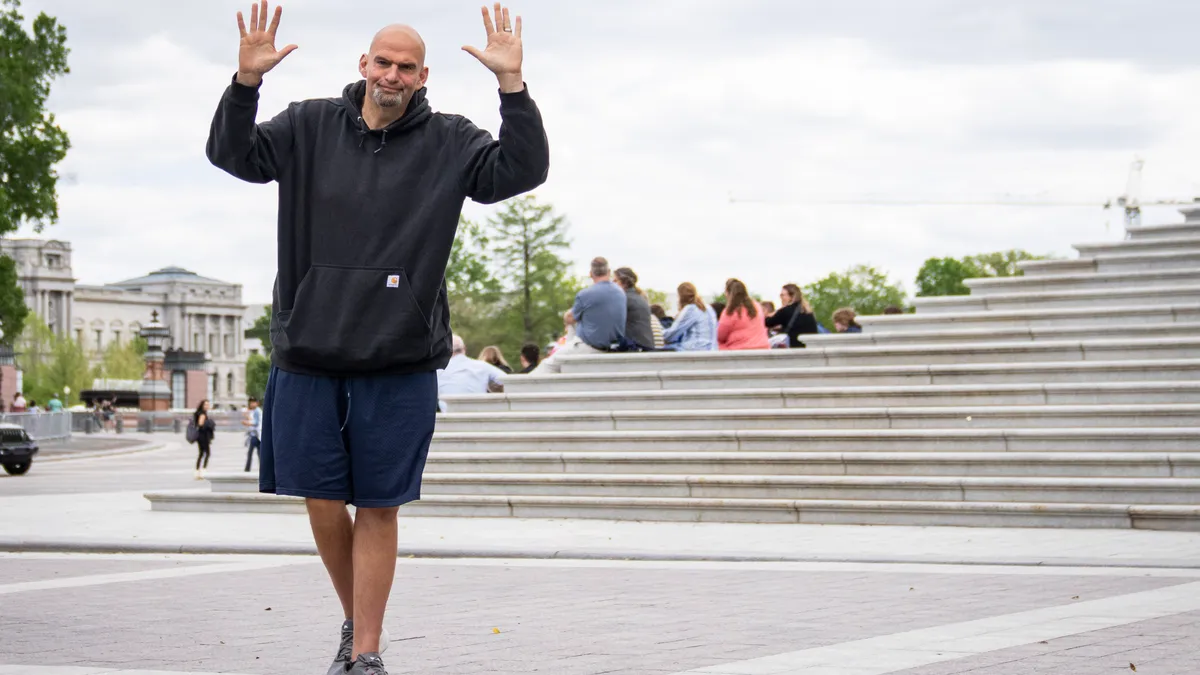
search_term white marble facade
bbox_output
[1,238,250,409]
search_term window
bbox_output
[224,335,234,356]
[75,329,83,345]
[46,254,61,268]
[226,372,235,395]
[94,330,103,349]
[112,330,121,345]
[193,333,200,351]
[210,373,217,399]
[171,371,186,410]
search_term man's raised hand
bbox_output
[462,3,524,93]
[236,0,298,87]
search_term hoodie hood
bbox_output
[343,80,433,153]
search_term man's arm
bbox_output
[459,4,549,204]
[206,1,299,183]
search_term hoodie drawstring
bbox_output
[375,129,388,154]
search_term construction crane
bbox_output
[1111,157,1195,228]
[729,158,1196,230]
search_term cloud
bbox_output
[14,0,1200,310]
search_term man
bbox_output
[533,257,626,374]
[437,335,506,402]
[242,397,262,472]
[46,394,63,413]
[206,3,548,674]
[518,343,540,373]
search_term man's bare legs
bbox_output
[351,506,399,657]
[307,498,355,620]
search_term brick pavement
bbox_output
[2,554,1198,675]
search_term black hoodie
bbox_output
[206,77,549,376]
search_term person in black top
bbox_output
[478,345,512,373]
[764,283,819,348]
[518,343,540,373]
[613,267,655,350]
[193,399,216,479]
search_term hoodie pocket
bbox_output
[278,265,432,371]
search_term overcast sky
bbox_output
[15,0,1200,304]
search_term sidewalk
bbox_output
[5,487,1200,567]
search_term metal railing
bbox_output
[0,411,72,441]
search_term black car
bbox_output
[0,424,38,475]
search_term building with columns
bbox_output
[1,238,251,409]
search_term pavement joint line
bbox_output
[0,557,317,595]
[37,441,168,463]
[3,537,1200,570]
[667,579,1200,674]
[5,551,1200,578]
[0,662,248,667]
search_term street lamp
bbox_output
[138,310,172,416]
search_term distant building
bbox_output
[1,238,251,409]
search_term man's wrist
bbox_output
[235,71,263,88]
[496,72,524,94]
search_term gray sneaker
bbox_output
[347,653,387,675]
[327,620,391,675]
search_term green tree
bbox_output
[245,352,270,401]
[804,265,907,329]
[0,255,28,344]
[446,215,505,354]
[915,256,981,297]
[489,195,581,357]
[915,249,1050,297]
[16,316,89,405]
[1,0,71,235]
[93,336,147,381]
[644,288,669,308]
[245,304,271,356]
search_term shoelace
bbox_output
[335,629,354,663]
[358,657,387,675]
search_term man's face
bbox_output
[359,34,428,111]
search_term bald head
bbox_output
[369,24,426,64]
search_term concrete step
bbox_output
[429,428,1200,454]
[432,404,1200,433]
[910,284,1200,314]
[1020,250,1200,277]
[856,303,1200,333]
[142,491,1200,530]
[504,359,1200,393]
[444,382,1200,413]
[412,474,1200,505]
[801,322,1200,348]
[1125,222,1200,240]
[965,269,1200,296]
[549,339,1200,375]
[207,452,1200,486]
[1074,235,1200,257]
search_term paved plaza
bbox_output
[3,435,1200,674]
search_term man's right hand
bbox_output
[235,0,298,87]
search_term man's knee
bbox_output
[306,497,349,518]
[355,506,400,522]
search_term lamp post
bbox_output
[138,311,172,416]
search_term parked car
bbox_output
[0,423,38,475]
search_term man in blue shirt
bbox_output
[534,256,626,374]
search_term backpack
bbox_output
[185,419,199,444]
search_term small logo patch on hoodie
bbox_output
[386,275,400,288]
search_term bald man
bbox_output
[206,3,548,674]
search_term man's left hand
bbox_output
[462,2,524,92]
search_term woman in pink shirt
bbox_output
[718,278,770,350]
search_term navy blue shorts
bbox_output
[260,366,437,508]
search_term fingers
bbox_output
[249,2,258,33]
[267,5,282,38]
[277,44,298,60]
[502,6,511,31]
[237,11,247,38]
[515,15,522,38]
[260,0,269,32]
[480,5,495,34]
[462,45,485,62]
[493,3,503,33]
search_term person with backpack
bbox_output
[190,399,216,479]
[765,283,820,348]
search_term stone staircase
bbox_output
[145,208,1200,529]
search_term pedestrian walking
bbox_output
[193,399,215,479]
[206,3,548,673]
[243,397,263,472]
